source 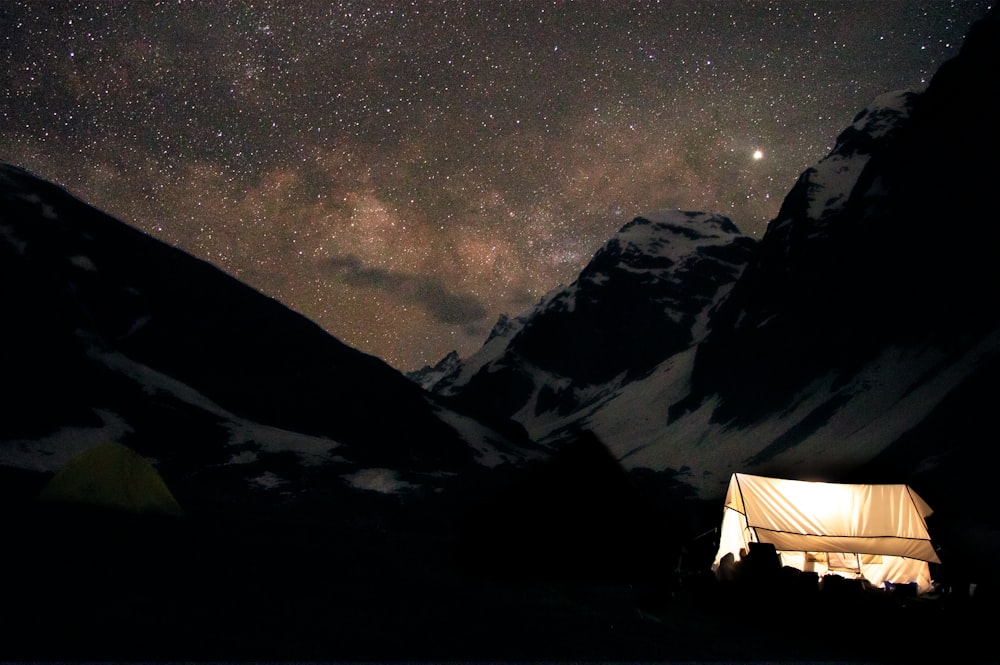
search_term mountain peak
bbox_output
[485,312,517,344]
[420,208,756,437]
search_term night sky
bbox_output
[1,1,990,371]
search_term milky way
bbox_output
[1,1,989,370]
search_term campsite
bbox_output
[713,474,939,593]
[2,3,1000,661]
[0,441,995,662]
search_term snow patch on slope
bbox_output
[250,471,290,490]
[90,347,343,466]
[0,409,132,472]
[69,255,98,272]
[0,222,29,255]
[431,402,543,467]
[343,468,418,494]
[226,421,340,466]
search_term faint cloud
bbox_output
[321,254,489,325]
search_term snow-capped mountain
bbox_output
[412,210,755,442]
[408,349,464,392]
[0,163,538,508]
[418,7,1000,519]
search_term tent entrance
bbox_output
[778,550,879,579]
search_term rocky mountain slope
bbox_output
[412,210,755,441]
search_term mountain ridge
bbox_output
[0,162,539,508]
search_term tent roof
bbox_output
[725,473,938,563]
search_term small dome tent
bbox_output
[712,473,939,593]
[38,442,183,517]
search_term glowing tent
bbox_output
[712,473,939,593]
[38,442,184,517]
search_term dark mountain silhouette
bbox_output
[0,162,537,510]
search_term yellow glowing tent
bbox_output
[38,442,184,517]
[712,473,939,593]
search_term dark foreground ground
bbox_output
[1,495,996,664]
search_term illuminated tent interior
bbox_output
[712,473,939,593]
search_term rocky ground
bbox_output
[1,494,994,663]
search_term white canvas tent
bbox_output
[712,473,939,593]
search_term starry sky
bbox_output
[1,1,990,371]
